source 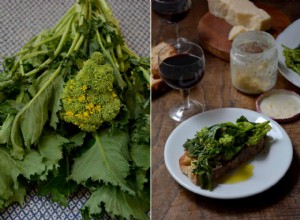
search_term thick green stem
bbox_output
[19,59,25,76]
[116,44,123,59]
[121,45,138,59]
[141,67,150,84]
[20,35,38,51]
[24,13,75,77]
[32,35,62,48]
[119,61,125,72]
[21,51,49,60]
[96,31,126,89]
[67,33,81,56]
[73,35,85,53]
[96,0,112,16]
[10,35,61,58]
[9,61,20,76]
[52,4,76,32]
[69,0,89,55]
[106,34,111,43]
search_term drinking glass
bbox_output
[152,0,192,41]
[158,39,205,122]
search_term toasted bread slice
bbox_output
[179,151,200,185]
[179,137,266,188]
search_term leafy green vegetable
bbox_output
[82,184,149,220]
[37,134,69,180]
[282,44,300,74]
[130,114,150,170]
[183,116,271,190]
[0,0,150,219]
[69,129,134,194]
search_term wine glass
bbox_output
[158,39,205,122]
[152,0,192,41]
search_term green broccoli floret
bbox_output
[60,52,121,132]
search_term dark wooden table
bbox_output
[151,1,300,219]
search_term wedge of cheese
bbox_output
[207,0,272,40]
[225,0,271,30]
[228,25,249,41]
[207,0,232,18]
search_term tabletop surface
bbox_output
[151,0,300,219]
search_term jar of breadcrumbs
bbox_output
[230,30,278,94]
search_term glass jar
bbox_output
[230,30,278,94]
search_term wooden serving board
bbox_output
[198,3,291,61]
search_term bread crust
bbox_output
[179,137,266,188]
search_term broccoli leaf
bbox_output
[0,148,44,209]
[69,129,134,195]
[0,148,21,190]
[10,68,64,159]
[0,176,26,210]
[37,133,69,180]
[37,154,78,206]
[130,168,149,193]
[0,115,14,144]
[129,114,150,170]
[130,143,150,171]
[82,185,149,220]
[64,131,87,152]
[19,150,45,179]
[48,73,65,130]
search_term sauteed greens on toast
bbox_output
[183,116,271,190]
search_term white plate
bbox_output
[276,19,300,87]
[164,108,293,199]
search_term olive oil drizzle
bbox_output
[219,164,254,184]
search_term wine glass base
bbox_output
[169,99,204,122]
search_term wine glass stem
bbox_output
[175,23,179,39]
[180,89,191,109]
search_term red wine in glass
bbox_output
[152,0,192,41]
[152,0,192,24]
[159,53,204,89]
[158,40,205,122]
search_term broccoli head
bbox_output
[61,52,121,132]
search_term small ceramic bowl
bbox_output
[256,89,300,123]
